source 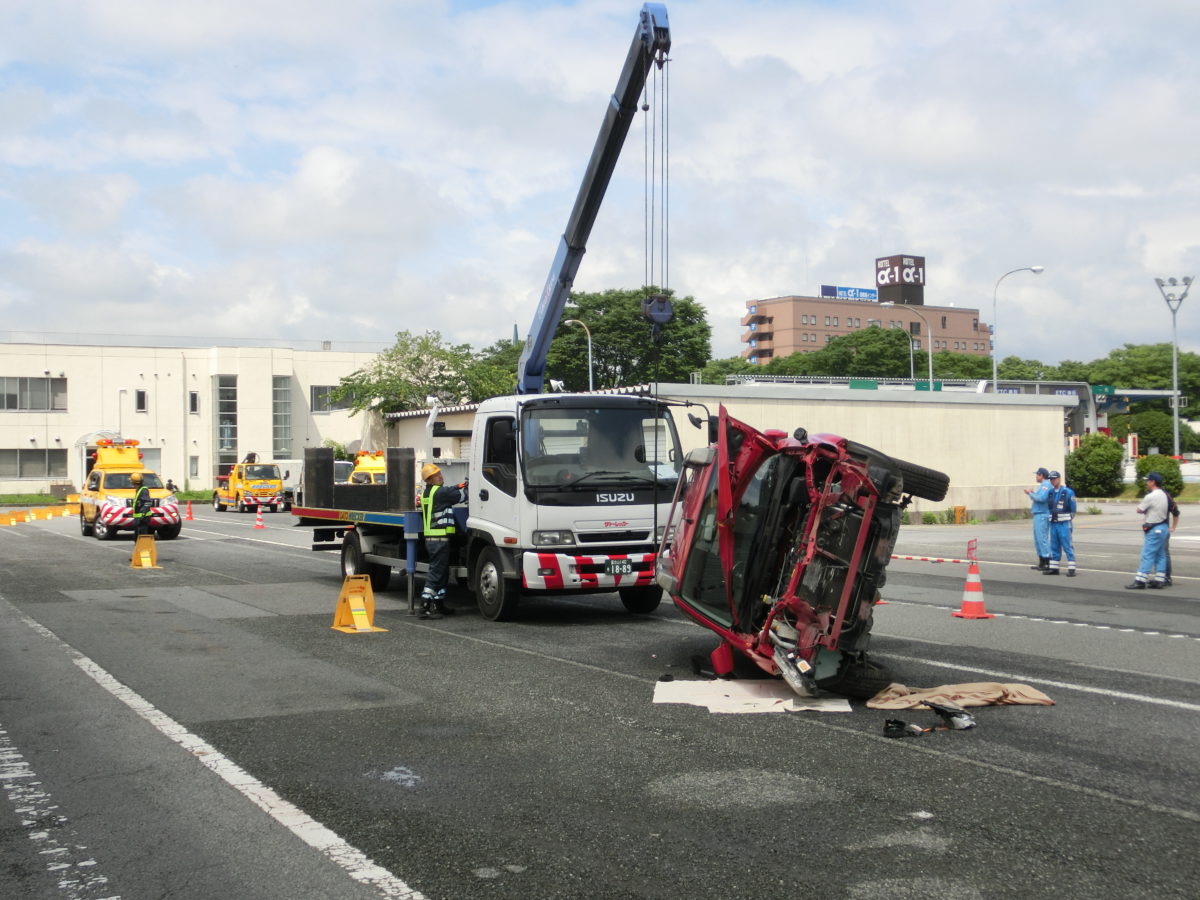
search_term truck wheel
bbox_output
[79,512,94,536]
[93,517,114,541]
[895,458,950,503]
[158,522,182,540]
[213,493,226,512]
[619,584,663,614]
[237,497,249,513]
[823,657,894,700]
[341,529,391,592]
[474,546,520,621]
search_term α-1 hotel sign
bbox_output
[875,254,926,304]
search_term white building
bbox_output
[1,341,384,494]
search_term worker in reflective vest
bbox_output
[1043,470,1077,576]
[130,471,154,537]
[419,462,467,619]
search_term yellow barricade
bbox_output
[331,575,387,633]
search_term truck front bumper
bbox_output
[522,551,656,590]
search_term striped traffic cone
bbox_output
[952,561,994,619]
[185,501,194,521]
[254,503,266,530]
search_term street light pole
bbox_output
[992,266,1045,393]
[1155,276,1194,458]
[880,302,931,386]
[564,318,593,391]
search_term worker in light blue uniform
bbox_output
[1043,471,1077,576]
[1024,467,1052,569]
[1127,471,1170,589]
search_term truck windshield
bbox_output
[105,472,164,490]
[245,465,280,480]
[521,405,681,488]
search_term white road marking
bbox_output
[13,609,424,900]
[882,653,1200,711]
[0,728,118,900]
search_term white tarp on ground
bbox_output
[653,678,852,714]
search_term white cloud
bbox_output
[0,0,1197,368]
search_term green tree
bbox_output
[1064,434,1124,498]
[766,327,913,378]
[700,355,755,385]
[1107,410,1200,455]
[464,338,522,401]
[930,350,993,380]
[1047,359,1092,382]
[545,286,711,390]
[998,355,1052,381]
[1134,454,1183,496]
[1087,343,1200,400]
[335,330,473,414]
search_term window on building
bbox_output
[189,391,199,414]
[0,377,68,411]
[217,375,238,469]
[909,322,921,336]
[272,376,292,458]
[135,389,148,412]
[941,316,948,329]
[833,316,839,326]
[311,385,352,413]
[190,456,199,478]
[824,316,831,326]
[825,334,833,342]
[0,448,68,478]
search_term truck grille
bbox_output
[578,530,650,543]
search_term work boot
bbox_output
[1042,568,1059,575]
[435,601,455,616]
[1124,581,1145,590]
[1147,581,1164,590]
[419,593,443,619]
[1066,569,1076,577]
[1030,557,1048,570]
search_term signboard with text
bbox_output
[820,285,879,301]
[875,253,926,305]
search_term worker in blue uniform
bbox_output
[1024,467,1052,569]
[419,462,467,619]
[1043,470,1077,576]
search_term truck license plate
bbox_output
[605,559,634,576]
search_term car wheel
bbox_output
[619,584,662,614]
[894,458,950,503]
[237,497,248,513]
[158,522,182,540]
[93,517,114,541]
[79,512,94,536]
[823,657,894,700]
[340,529,391,592]
[474,546,520,621]
[213,493,226,512]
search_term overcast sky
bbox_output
[2,0,1197,366]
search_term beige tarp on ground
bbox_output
[866,682,1055,709]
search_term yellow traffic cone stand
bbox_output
[131,533,161,569]
[331,574,388,633]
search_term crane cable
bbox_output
[643,51,669,293]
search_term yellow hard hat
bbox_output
[421,463,441,481]
[130,472,143,484]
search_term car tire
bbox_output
[79,512,94,536]
[158,522,182,540]
[619,584,663,614]
[824,657,894,700]
[474,546,520,621]
[93,517,114,541]
[341,529,391,592]
[895,458,950,503]
[213,493,226,512]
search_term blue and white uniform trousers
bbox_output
[1032,513,1051,561]
[1047,518,1075,575]
[1133,522,1169,587]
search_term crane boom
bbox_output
[516,3,671,394]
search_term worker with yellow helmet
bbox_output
[130,471,154,537]
[418,462,468,619]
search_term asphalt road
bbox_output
[1,502,1197,899]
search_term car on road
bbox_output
[656,408,949,698]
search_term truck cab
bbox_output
[348,450,387,484]
[79,439,182,540]
[213,453,285,512]
[466,392,682,618]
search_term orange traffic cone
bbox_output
[254,503,265,530]
[185,500,194,521]
[952,561,994,619]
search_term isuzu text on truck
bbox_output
[293,4,676,620]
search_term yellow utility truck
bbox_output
[79,439,182,540]
[348,450,387,484]
[212,453,285,512]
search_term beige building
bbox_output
[741,295,991,364]
[1,341,385,494]
[387,382,1075,519]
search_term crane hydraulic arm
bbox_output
[516,3,671,394]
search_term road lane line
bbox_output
[882,653,1200,711]
[12,608,424,900]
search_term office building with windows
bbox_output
[741,295,991,364]
[0,342,382,494]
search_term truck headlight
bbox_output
[533,530,576,546]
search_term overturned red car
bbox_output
[656,408,949,699]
